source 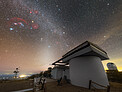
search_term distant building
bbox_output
[52,41,109,89]
[106,62,120,82]
[0,74,14,80]
[51,65,69,79]
[107,62,118,71]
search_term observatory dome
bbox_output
[107,62,118,71]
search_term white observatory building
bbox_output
[52,41,109,89]
[107,62,118,71]
[51,65,69,79]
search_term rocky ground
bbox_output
[0,79,122,92]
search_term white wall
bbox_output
[69,56,109,89]
[64,69,70,79]
[51,68,57,79]
[51,68,63,79]
[51,67,70,79]
[57,68,63,79]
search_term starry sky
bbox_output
[0,0,122,74]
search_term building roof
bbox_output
[52,65,69,70]
[52,41,109,65]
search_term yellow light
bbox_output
[19,75,27,78]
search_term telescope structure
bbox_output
[52,41,109,89]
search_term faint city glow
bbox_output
[14,76,19,78]
[19,74,27,78]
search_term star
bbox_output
[48,45,51,48]
[41,38,43,41]
[107,3,110,6]
[10,28,14,31]
[63,32,65,34]
[58,8,61,11]
[56,5,59,7]
[104,36,106,38]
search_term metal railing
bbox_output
[89,80,110,92]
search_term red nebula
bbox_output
[14,23,18,25]
[34,10,38,14]
[29,9,33,14]
[10,17,27,24]
[8,17,28,27]
[30,11,32,14]
[32,23,39,29]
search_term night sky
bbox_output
[0,0,122,74]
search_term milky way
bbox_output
[0,0,122,73]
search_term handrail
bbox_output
[91,81,107,88]
[89,80,110,92]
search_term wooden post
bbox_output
[89,80,92,90]
[107,85,110,92]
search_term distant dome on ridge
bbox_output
[107,62,118,71]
